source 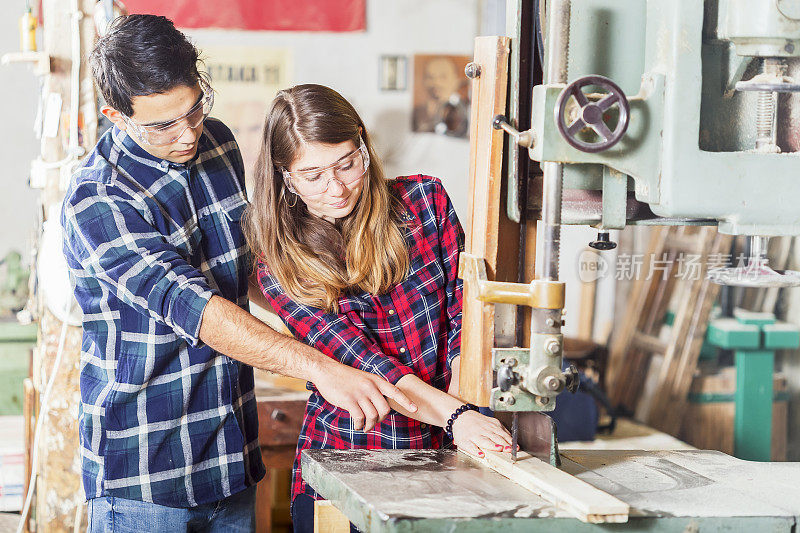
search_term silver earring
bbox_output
[286,190,297,208]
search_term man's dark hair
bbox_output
[90,14,201,116]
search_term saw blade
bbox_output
[511,412,518,462]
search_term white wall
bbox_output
[0,0,612,340]
[0,8,41,262]
[187,0,480,220]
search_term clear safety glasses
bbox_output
[123,78,215,146]
[282,140,370,196]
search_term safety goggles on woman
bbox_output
[282,139,370,197]
[122,77,214,146]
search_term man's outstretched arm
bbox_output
[63,188,414,433]
[199,295,417,432]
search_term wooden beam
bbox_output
[631,331,667,354]
[460,450,629,524]
[459,36,511,406]
[22,378,34,533]
[34,1,98,527]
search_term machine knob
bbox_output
[564,364,580,394]
[497,364,518,392]
[465,62,481,79]
[555,75,630,153]
[589,231,617,251]
[543,375,562,392]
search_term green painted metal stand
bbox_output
[0,319,37,415]
[705,310,799,461]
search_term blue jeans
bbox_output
[87,485,256,533]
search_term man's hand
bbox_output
[313,362,417,432]
[452,410,513,457]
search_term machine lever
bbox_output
[497,364,518,392]
[492,115,536,149]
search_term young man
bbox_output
[61,15,415,531]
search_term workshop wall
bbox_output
[186,0,482,220]
[0,3,40,261]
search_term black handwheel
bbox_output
[555,75,630,153]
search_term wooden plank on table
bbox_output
[460,449,629,524]
[313,501,350,533]
[459,36,511,406]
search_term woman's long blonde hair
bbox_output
[243,84,409,311]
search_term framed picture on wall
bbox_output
[379,55,408,92]
[412,54,471,138]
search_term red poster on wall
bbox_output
[121,0,366,32]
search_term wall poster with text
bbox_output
[203,47,291,188]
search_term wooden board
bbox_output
[460,449,629,524]
[461,35,511,404]
[459,36,512,406]
[22,378,34,533]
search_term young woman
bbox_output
[243,84,513,532]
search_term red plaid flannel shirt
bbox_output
[256,175,464,501]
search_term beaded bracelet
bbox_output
[445,403,478,439]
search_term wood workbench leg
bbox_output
[313,501,350,533]
[255,465,272,532]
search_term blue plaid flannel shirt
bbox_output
[61,118,265,507]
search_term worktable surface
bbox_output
[302,448,800,532]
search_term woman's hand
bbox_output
[451,410,514,457]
